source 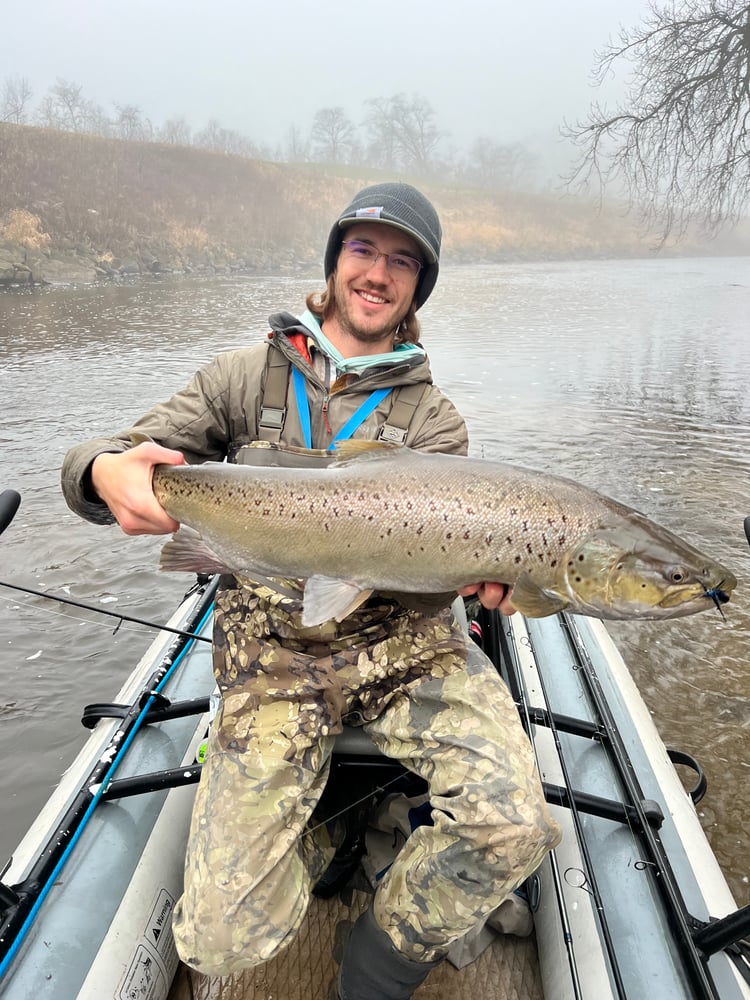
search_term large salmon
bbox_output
[152,441,736,626]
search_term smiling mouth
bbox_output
[356,289,389,305]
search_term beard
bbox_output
[331,275,411,345]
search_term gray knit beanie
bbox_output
[324,182,442,309]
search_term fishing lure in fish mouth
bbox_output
[704,582,731,619]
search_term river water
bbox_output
[0,259,748,907]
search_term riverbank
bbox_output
[2,123,748,288]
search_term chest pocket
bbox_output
[256,349,426,446]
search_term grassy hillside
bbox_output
[0,123,747,285]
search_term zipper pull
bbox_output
[321,391,333,435]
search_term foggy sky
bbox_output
[2,0,653,159]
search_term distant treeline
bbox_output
[1,74,547,192]
[1,120,748,289]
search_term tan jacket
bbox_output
[62,311,468,516]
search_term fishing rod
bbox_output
[0,574,218,975]
[0,489,211,645]
[0,488,217,973]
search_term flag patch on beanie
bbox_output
[355,206,383,218]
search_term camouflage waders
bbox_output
[171,580,561,975]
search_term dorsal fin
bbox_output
[328,439,405,466]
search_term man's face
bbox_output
[330,222,422,348]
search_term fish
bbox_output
[150,440,736,627]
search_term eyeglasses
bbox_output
[341,240,422,278]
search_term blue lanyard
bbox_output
[291,366,392,449]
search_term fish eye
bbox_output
[666,566,687,583]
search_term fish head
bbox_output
[562,514,737,620]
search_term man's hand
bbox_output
[91,442,186,535]
[458,582,516,616]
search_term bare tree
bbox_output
[389,94,442,173]
[1,75,33,123]
[159,115,192,146]
[114,103,153,142]
[283,124,310,163]
[362,97,399,169]
[193,118,257,157]
[35,77,103,133]
[566,0,750,240]
[466,137,539,190]
[193,117,229,152]
[310,106,356,163]
[362,94,442,173]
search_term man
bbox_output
[61,182,560,999]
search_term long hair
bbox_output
[305,276,421,345]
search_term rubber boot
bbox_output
[335,905,443,1000]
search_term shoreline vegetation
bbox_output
[1,123,749,288]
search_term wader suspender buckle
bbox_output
[377,382,428,444]
[258,349,291,441]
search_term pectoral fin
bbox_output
[302,576,373,626]
[160,526,233,576]
[160,527,300,600]
[510,574,569,618]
